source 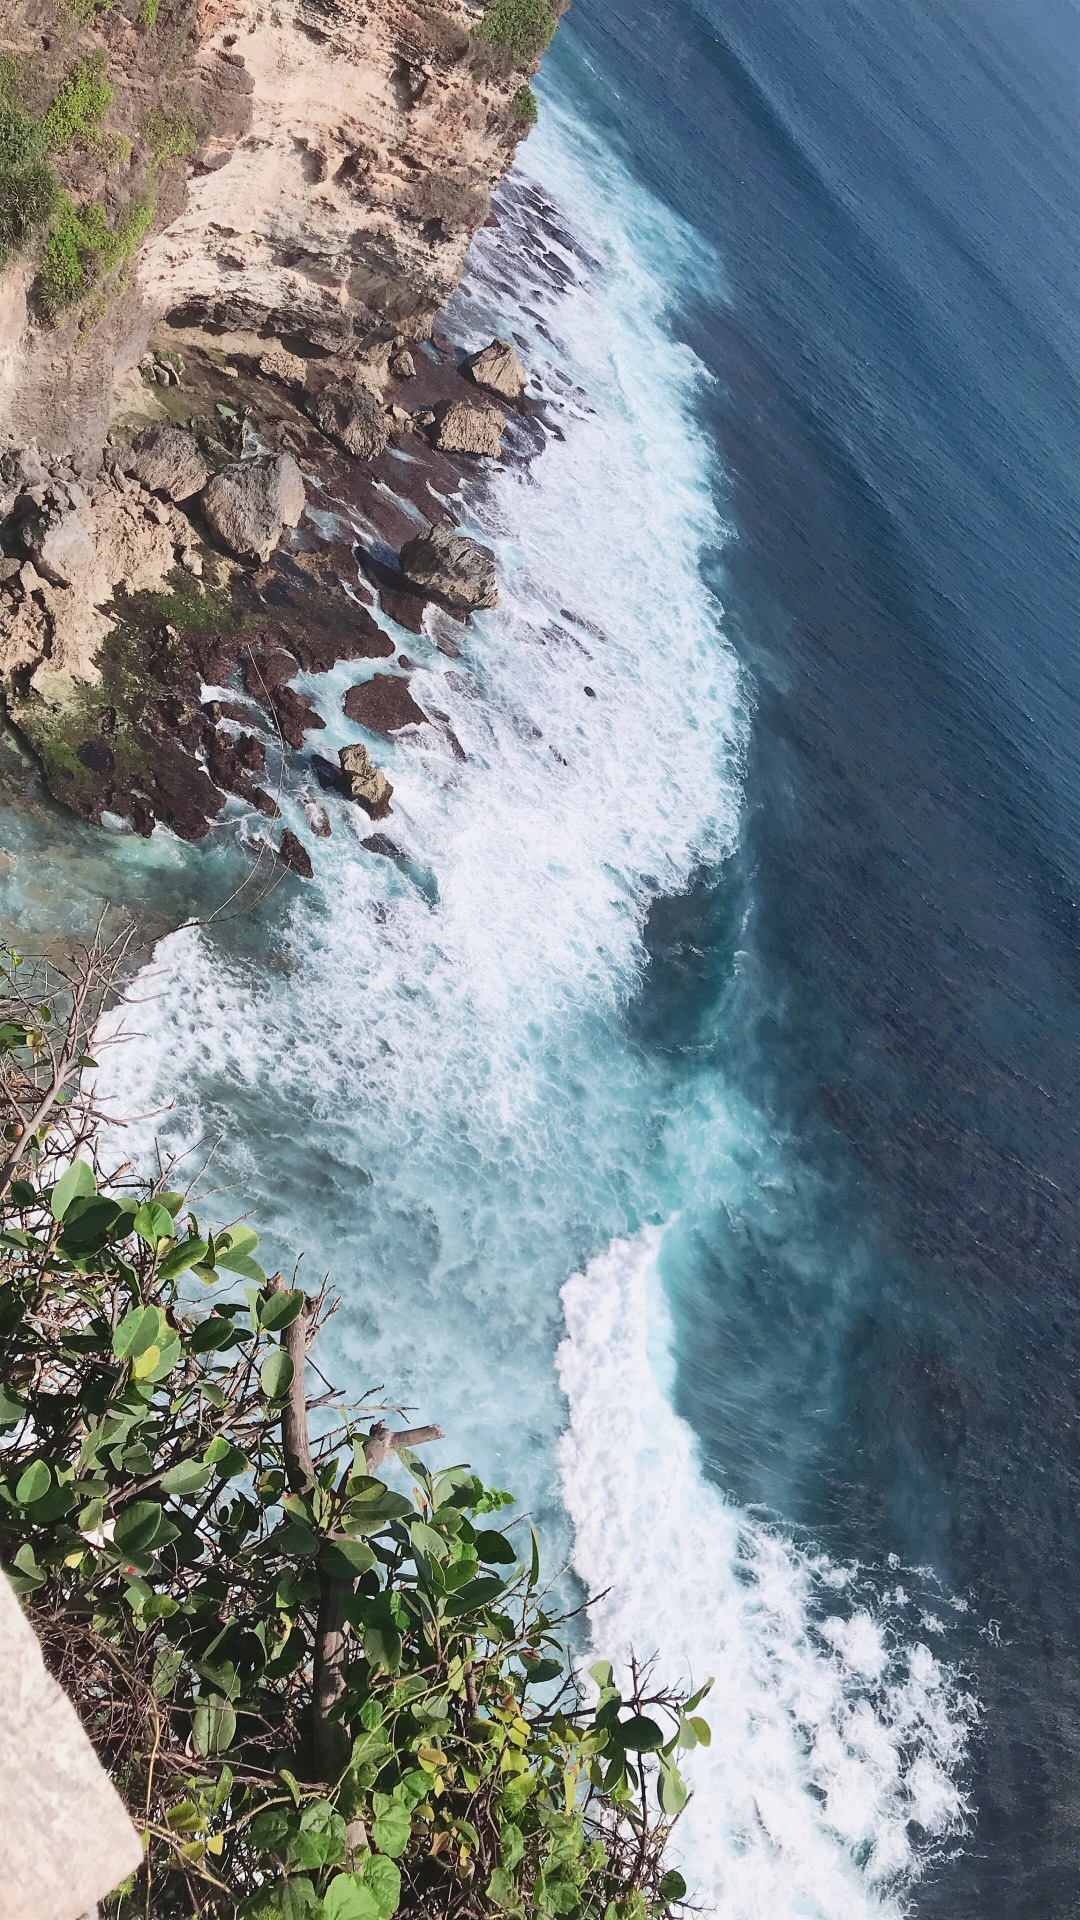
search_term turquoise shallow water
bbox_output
[9,1,1076,1905]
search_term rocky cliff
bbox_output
[0,0,550,458]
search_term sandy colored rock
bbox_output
[259,341,309,388]
[344,674,427,734]
[0,481,187,698]
[13,495,95,586]
[339,740,393,818]
[130,425,209,501]
[0,1571,142,1920]
[390,346,416,380]
[432,398,505,458]
[310,384,391,461]
[466,337,526,399]
[202,452,305,562]
[399,523,498,612]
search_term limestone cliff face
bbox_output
[0,0,542,458]
[146,0,528,348]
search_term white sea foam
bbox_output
[557,1228,975,1918]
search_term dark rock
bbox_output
[310,384,391,461]
[343,675,426,735]
[361,833,402,858]
[244,647,299,694]
[278,828,313,878]
[249,786,281,817]
[272,683,325,751]
[131,426,208,501]
[399,524,498,612]
[202,453,305,562]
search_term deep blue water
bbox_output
[551,0,1080,1910]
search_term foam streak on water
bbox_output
[558,1228,975,1918]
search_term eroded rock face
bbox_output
[311,384,391,461]
[432,399,505,458]
[399,523,498,611]
[130,426,209,502]
[202,453,305,562]
[466,337,526,399]
[339,740,393,817]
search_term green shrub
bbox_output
[141,104,206,164]
[511,85,538,125]
[39,57,115,154]
[0,107,55,266]
[0,944,708,1920]
[476,0,556,65]
[140,0,161,27]
[39,191,155,319]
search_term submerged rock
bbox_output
[399,524,498,612]
[432,398,505,458]
[202,453,305,563]
[466,337,526,399]
[301,792,332,837]
[310,384,391,461]
[130,426,208,502]
[339,741,393,818]
[343,674,427,735]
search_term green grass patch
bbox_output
[140,103,206,163]
[39,57,114,155]
[512,82,538,123]
[39,190,155,319]
[140,0,161,26]
[0,107,55,268]
[476,0,556,63]
[143,576,228,634]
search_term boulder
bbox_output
[12,491,95,586]
[399,524,498,612]
[466,337,526,399]
[310,384,391,461]
[344,675,427,735]
[339,741,393,818]
[130,425,208,502]
[390,346,416,380]
[279,828,314,878]
[201,453,305,563]
[432,399,505,459]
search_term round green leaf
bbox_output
[50,1158,96,1222]
[659,1870,687,1904]
[160,1459,213,1497]
[113,1305,162,1361]
[474,1528,518,1564]
[324,1876,379,1920]
[258,1288,305,1332]
[192,1699,237,1756]
[260,1349,294,1400]
[614,1714,665,1752]
[358,1853,401,1918]
[371,1800,411,1858]
[113,1500,164,1555]
[15,1459,52,1506]
[133,1201,176,1247]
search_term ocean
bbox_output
[4,0,1080,1912]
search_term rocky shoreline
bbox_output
[0,316,542,872]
